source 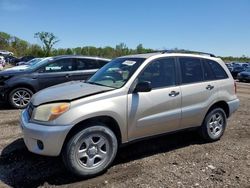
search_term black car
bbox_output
[0,55,110,108]
[230,66,245,79]
[237,68,250,82]
[15,56,36,65]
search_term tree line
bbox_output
[0,31,249,62]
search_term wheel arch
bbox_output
[8,84,36,95]
[61,115,122,154]
[206,101,229,118]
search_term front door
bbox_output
[36,58,74,90]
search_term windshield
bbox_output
[27,58,43,66]
[28,57,53,70]
[87,57,145,88]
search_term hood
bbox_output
[31,81,114,106]
[0,67,31,76]
[6,65,29,70]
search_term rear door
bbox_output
[36,58,74,90]
[70,58,101,81]
[179,57,218,129]
[127,57,182,140]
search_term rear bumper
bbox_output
[227,98,240,117]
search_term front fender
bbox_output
[55,95,128,143]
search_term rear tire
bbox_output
[8,87,33,109]
[199,108,227,141]
[62,124,118,177]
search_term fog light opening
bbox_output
[37,140,44,150]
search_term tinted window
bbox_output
[180,57,203,84]
[43,58,73,72]
[75,58,99,70]
[205,59,228,79]
[97,60,109,68]
[138,58,176,89]
[204,60,216,81]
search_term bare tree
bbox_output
[34,32,59,56]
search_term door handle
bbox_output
[65,74,71,78]
[169,91,180,97]
[206,85,214,90]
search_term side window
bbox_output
[138,58,176,89]
[97,60,109,68]
[203,60,216,81]
[75,59,99,70]
[180,57,203,84]
[43,58,73,72]
[205,59,228,79]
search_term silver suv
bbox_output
[20,51,240,177]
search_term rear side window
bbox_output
[204,59,228,79]
[75,58,99,70]
[203,60,216,81]
[179,57,203,84]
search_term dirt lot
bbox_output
[0,82,249,188]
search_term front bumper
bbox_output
[0,85,8,101]
[227,98,240,117]
[20,109,73,156]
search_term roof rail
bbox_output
[159,50,216,57]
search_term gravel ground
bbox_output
[0,82,249,188]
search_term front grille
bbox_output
[27,103,34,119]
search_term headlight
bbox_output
[33,103,70,122]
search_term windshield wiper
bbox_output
[87,81,116,88]
[87,81,106,87]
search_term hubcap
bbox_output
[12,90,31,107]
[77,135,108,168]
[208,113,224,137]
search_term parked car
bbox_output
[0,55,110,108]
[20,51,239,177]
[0,50,13,56]
[15,56,36,65]
[240,63,249,68]
[7,58,44,71]
[16,58,43,66]
[0,56,6,67]
[230,66,245,79]
[237,68,250,82]
[4,55,19,64]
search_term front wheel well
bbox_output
[207,101,229,118]
[8,84,36,96]
[62,116,122,154]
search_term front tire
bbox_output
[200,108,227,141]
[8,87,33,109]
[62,125,118,177]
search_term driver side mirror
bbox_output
[133,81,152,93]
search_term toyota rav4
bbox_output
[20,51,240,177]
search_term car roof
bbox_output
[120,51,219,61]
[51,55,111,61]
